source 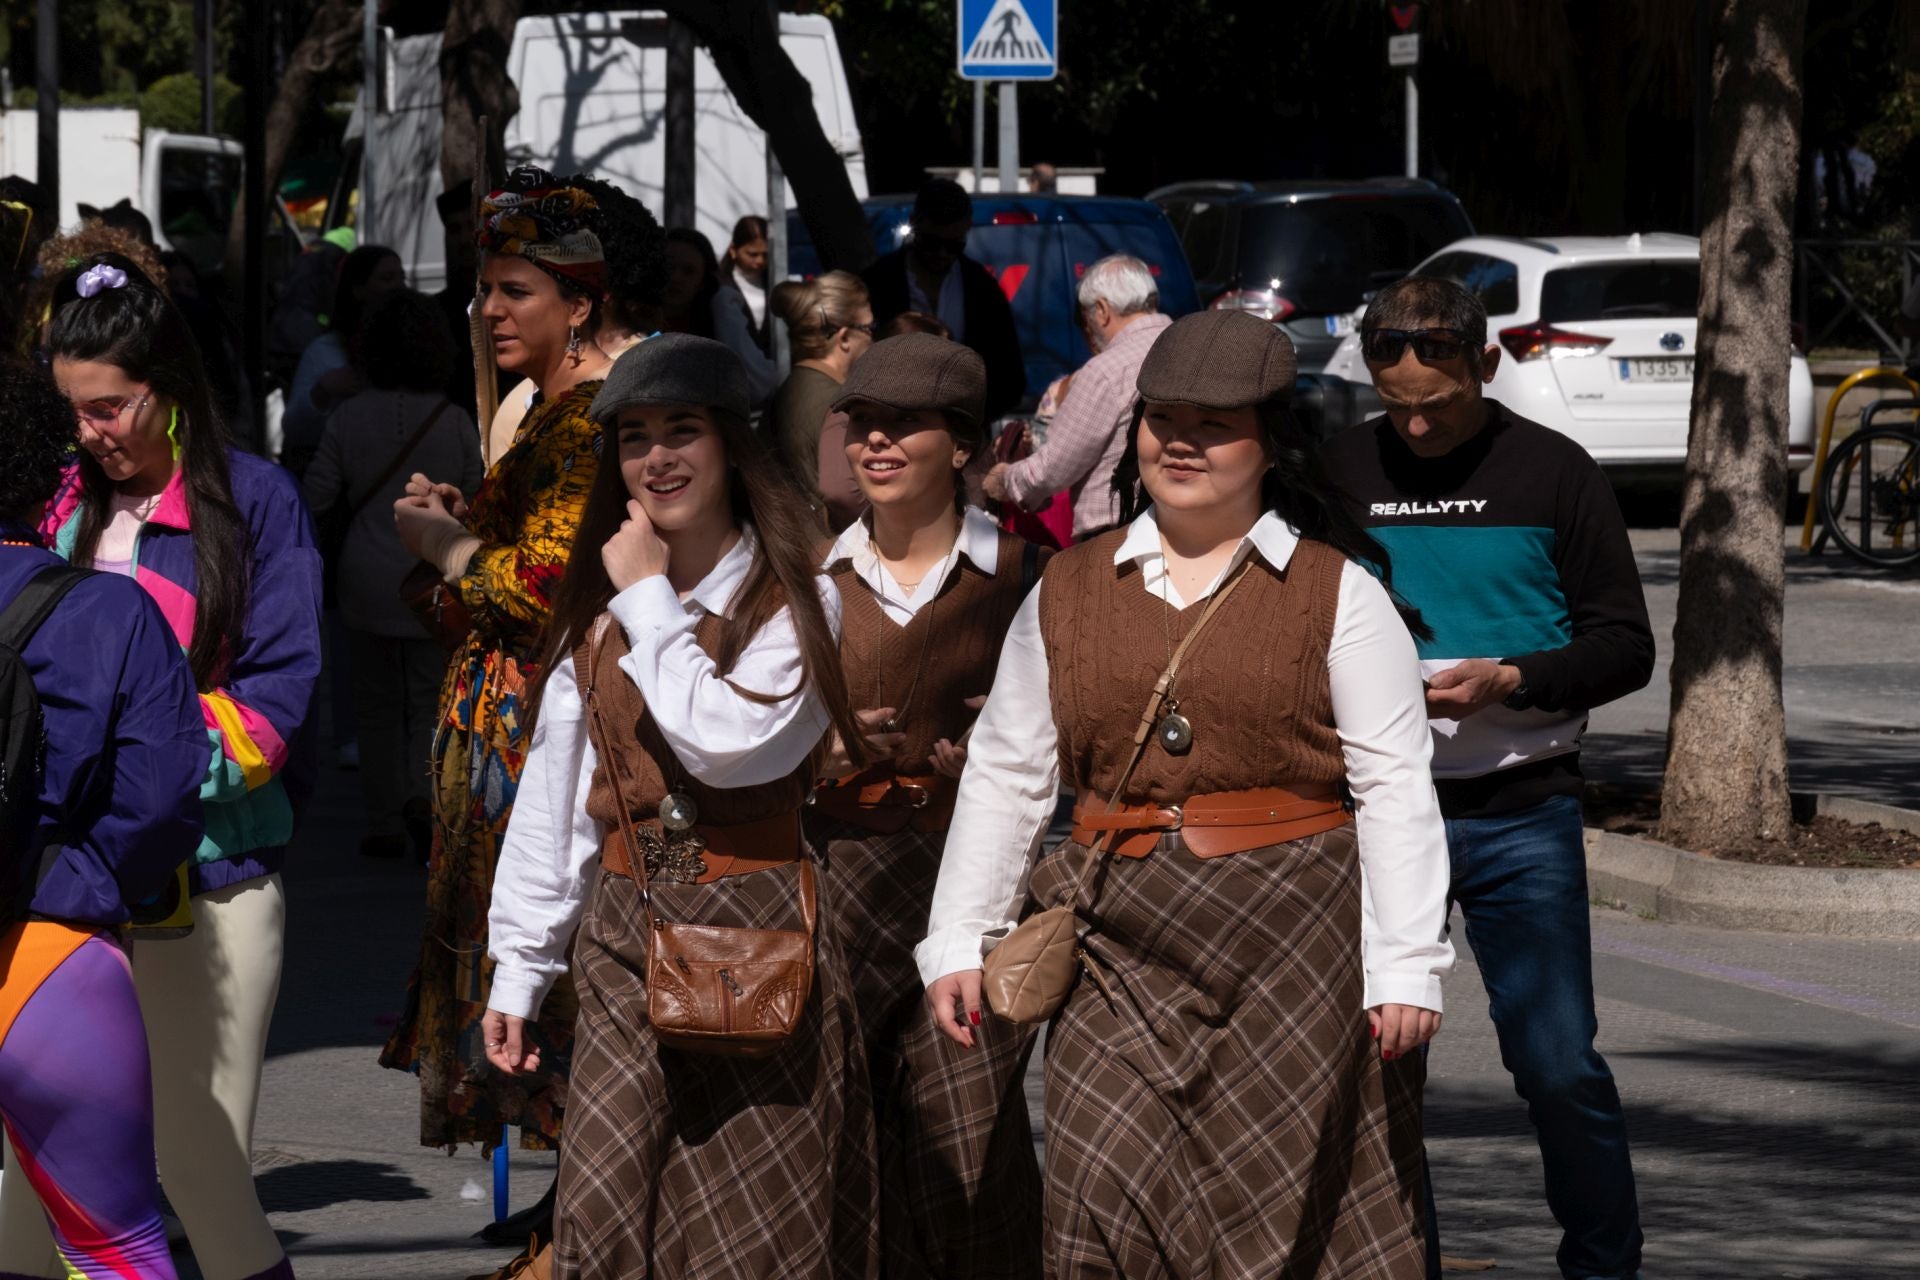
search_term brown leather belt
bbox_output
[600,811,803,884]
[1071,784,1351,858]
[809,768,957,834]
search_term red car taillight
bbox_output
[991,210,1038,225]
[1210,289,1297,322]
[1498,322,1614,362]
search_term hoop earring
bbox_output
[168,405,182,461]
[566,325,583,362]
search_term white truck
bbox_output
[0,109,278,279]
[345,9,868,293]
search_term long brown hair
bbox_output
[528,407,867,765]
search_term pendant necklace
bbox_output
[1154,537,1228,756]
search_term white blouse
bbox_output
[914,509,1456,1012]
[486,533,842,1021]
[824,506,1005,625]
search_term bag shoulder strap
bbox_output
[1019,538,1042,594]
[1059,559,1253,907]
[0,565,92,654]
[343,397,454,524]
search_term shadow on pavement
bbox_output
[258,1159,433,1213]
[1583,729,1920,810]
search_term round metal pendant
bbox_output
[660,791,700,832]
[1156,711,1194,755]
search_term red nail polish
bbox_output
[1371,1025,1380,1040]
[969,1010,981,1026]
[1383,1050,1396,1061]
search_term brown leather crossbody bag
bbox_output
[583,635,815,1058]
[981,563,1250,1025]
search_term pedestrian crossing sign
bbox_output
[958,0,1057,81]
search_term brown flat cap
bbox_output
[1136,310,1297,409]
[832,333,988,435]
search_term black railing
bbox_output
[1795,239,1919,362]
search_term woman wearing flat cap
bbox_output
[482,333,879,1278]
[809,332,1047,1277]
[382,165,624,1166]
[919,309,1453,1276]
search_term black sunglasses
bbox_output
[1360,327,1473,363]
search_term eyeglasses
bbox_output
[1360,327,1474,363]
[843,321,876,337]
[73,392,152,427]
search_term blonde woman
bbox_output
[766,270,875,484]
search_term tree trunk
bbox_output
[223,0,363,282]
[1659,0,1808,847]
[654,0,875,273]
[440,0,521,195]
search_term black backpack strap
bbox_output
[1020,539,1042,595]
[0,565,92,653]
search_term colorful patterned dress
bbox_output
[381,381,603,1151]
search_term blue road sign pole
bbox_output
[999,82,1019,194]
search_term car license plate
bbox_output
[1325,313,1355,337]
[1617,357,1692,382]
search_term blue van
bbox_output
[788,194,1200,401]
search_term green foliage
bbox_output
[140,71,243,135]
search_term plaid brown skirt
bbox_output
[809,816,1045,1279]
[554,860,879,1280]
[1029,825,1428,1279]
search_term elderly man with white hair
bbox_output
[983,254,1171,540]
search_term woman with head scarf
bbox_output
[379,166,617,1169]
[920,311,1454,1276]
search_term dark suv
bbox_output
[1148,178,1474,369]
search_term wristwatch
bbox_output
[1500,664,1532,711]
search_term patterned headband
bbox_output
[477,172,609,296]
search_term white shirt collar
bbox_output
[825,505,1002,579]
[1113,507,1301,608]
[682,526,759,619]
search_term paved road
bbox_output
[144,531,1917,1278]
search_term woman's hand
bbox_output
[602,500,670,593]
[1368,1003,1442,1060]
[820,707,906,777]
[403,472,470,520]
[482,1009,541,1076]
[393,486,460,558]
[927,968,985,1050]
[929,695,988,778]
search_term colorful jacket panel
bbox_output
[44,449,323,894]
[1,532,208,926]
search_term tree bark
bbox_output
[653,0,875,273]
[224,0,363,282]
[440,0,521,195]
[1659,0,1809,847]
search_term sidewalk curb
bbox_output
[1585,795,1920,938]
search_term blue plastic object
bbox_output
[494,1124,509,1221]
[787,194,1201,399]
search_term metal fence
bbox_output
[1795,239,1919,362]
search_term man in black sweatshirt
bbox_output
[1322,277,1653,1280]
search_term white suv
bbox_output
[1321,234,1816,470]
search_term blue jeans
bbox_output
[1425,793,1644,1280]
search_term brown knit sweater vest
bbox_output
[1037,528,1347,804]
[573,613,813,830]
[829,530,1048,769]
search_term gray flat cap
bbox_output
[831,333,987,437]
[1136,310,1297,409]
[589,332,751,425]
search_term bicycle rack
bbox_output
[1820,397,1920,561]
[1801,367,1920,553]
